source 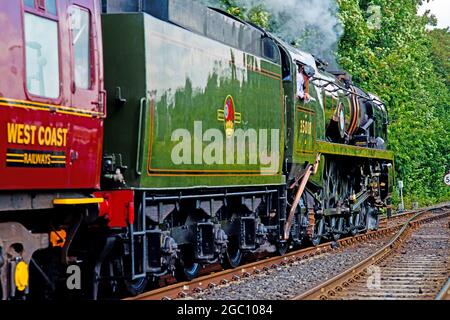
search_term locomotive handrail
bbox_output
[311,76,385,108]
[136,97,147,176]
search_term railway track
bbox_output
[128,204,449,300]
[292,205,449,300]
[380,210,417,228]
[435,278,450,300]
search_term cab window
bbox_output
[69,6,92,90]
[24,13,60,99]
[262,37,280,63]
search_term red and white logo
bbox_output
[218,95,241,137]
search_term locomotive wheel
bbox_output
[349,212,360,236]
[324,162,339,210]
[182,263,200,281]
[350,205,367,236]
[276,241,289,256]
[113,250,148,297]
[322,162,343,242]
[123,277,148,297]
[221,237,242,269]
[28,247,66,300]
[331,216,344,240]
[175,245,200,281]
[311,217,325,246]
[360,205,372,233]
[366,206,380,231]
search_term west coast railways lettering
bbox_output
[6,149,66,168]
[7,123,69,147]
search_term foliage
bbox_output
[336,0,449,206]
[209,0,271,28]
[428,28,450,89]
[203,0,450,206]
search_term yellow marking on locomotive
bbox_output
[7,123,69,147]
[56,110,94,118]
[6,159,25,163]
[7,123,38,145]
[6,152,66,166]
[0,101,92,117]
[14,261,29,292]
[217,109,225,121]
[53,198,104,205]
[6,153,24,157]
[24,153,52,165]
[234,112,242,124]
[37,126,69,147]
[300,120,312,135]
[0,98,104,117]
[217,109,242,123]
[0,102,47,112]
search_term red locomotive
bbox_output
[0,0,109,299]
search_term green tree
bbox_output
[337,0,449,205]
[428,28,450,89]
[208,0,271,28]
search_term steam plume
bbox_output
[198,0,343,67]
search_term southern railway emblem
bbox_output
[217,95,241,137]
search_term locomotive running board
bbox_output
[316,141,394,161]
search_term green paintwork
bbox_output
[102,13,285,189]
[102,12,394,192]
[102,14,147,186]
[315,141,394,161]
[280,49,393,186]
[279,48,326,186]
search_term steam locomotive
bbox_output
[0,0,394,299]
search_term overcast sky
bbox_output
[418,0,450,29]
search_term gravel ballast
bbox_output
[191,237,393,300]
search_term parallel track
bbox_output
[292,205,449,300]
[128,204,449,300]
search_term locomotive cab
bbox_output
[0,0,105,300]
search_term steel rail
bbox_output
[127,219,406,300]
[435,278,450,300]
[292,206,449,300]
[127,203,449,300]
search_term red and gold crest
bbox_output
[218,95,241,137]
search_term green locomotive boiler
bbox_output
[99,0,394,294]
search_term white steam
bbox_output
[198,0,343,67]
